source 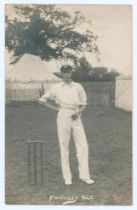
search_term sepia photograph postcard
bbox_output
[2,0,134,207]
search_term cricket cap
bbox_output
[60,65,73,73]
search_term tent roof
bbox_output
[7,54,61,83]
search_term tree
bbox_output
[89,67,120,81]
[89,67,108,81]
[72,56,92,81]
[72,64,120,82]
[5,5,98,63]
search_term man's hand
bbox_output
[71,111,80,120]
[71,105,87,120]
[39,98,46,104]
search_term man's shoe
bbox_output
[65,180,72,185]
[80,179,95,185]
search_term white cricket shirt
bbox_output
[42,81,87,109]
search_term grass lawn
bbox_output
[5,105,132,205]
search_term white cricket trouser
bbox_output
[57,109,91,181]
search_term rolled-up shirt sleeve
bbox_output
[78,84,87,105]
[39,85,56,101]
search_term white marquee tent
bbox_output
[115,76,132,111]
[6,54,61,104]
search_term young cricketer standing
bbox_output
[39,65,94,185]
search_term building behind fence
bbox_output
[6,81,115,107]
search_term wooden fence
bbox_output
[82,82,115,107]
[6,81,115,107]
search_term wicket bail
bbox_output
[28,141,44,186]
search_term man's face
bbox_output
[62,72,72,81]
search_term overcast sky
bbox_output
[58,5,132,76]
[5,4,132,76]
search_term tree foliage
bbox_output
[72,56,92,81]
[89,67,120,81]
[72,57,120,82]
[5,5,98,63]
